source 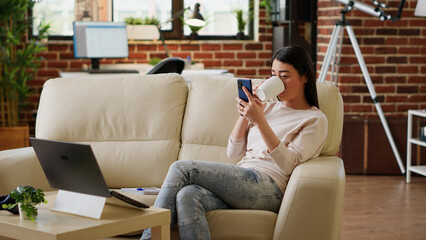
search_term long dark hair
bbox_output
[271,45,319,108]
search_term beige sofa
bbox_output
[0,73,345,240]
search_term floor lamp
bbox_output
[318,0,407,174]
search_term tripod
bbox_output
[318,7,406,174]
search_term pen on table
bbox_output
[136,187,158,191]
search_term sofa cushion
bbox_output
[316,82,344,156]
[179,75,240,163]
[0,147,51,195]
[36,74,188,187]
[207,209,277,240]
[179,75,262,164]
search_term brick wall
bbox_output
[317,0,426,118]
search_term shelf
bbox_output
[408,109,426,118]
[406,109,426,183]
[408,166,426,177]
[408,138,426,147]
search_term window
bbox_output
[112,0,172,31]
[32,0,75,37]
[31,0,253,40]
[112,0,178,39]
[183,0,251,37]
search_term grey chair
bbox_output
[146,57,185,75]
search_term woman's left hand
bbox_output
[237,87,265,125]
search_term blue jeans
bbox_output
[140,160,283,240]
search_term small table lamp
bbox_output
[414,0,426,17]
[159,3,206,57]
[186,3,206,27]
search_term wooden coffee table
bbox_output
[0,194,170,240]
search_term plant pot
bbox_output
[189,32,198,40]
[18,203,33,220]
[126,25,160,41]
[236,32,245,40]
[0,125,29,150]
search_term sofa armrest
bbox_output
[0,147,52,195]
[273,156,345,240]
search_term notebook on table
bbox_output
[29,137,149,210]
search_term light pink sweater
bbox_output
[227,101,328,193]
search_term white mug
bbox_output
[256,76,285,100]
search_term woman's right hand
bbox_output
[237,87,265,126]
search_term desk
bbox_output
[0,194,170,240]
[60,69,234,86]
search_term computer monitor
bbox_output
[73,21,129,71]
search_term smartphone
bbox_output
[237,79,253,102]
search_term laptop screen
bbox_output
[30,138,112,197]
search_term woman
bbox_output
[141,45,328,240]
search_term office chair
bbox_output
[146,57,185,75]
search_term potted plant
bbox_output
[232,8,247,40]
[0,0,49,150]
[1,185,47,221]
[125,16,160,41]
[260,0,272,23]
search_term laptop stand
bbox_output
[53,190,106,219]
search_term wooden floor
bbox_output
[341,175,426,240]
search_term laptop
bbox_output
[29,137,149,209]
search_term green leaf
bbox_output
[0,0,50,126]
[5,186,47,221]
